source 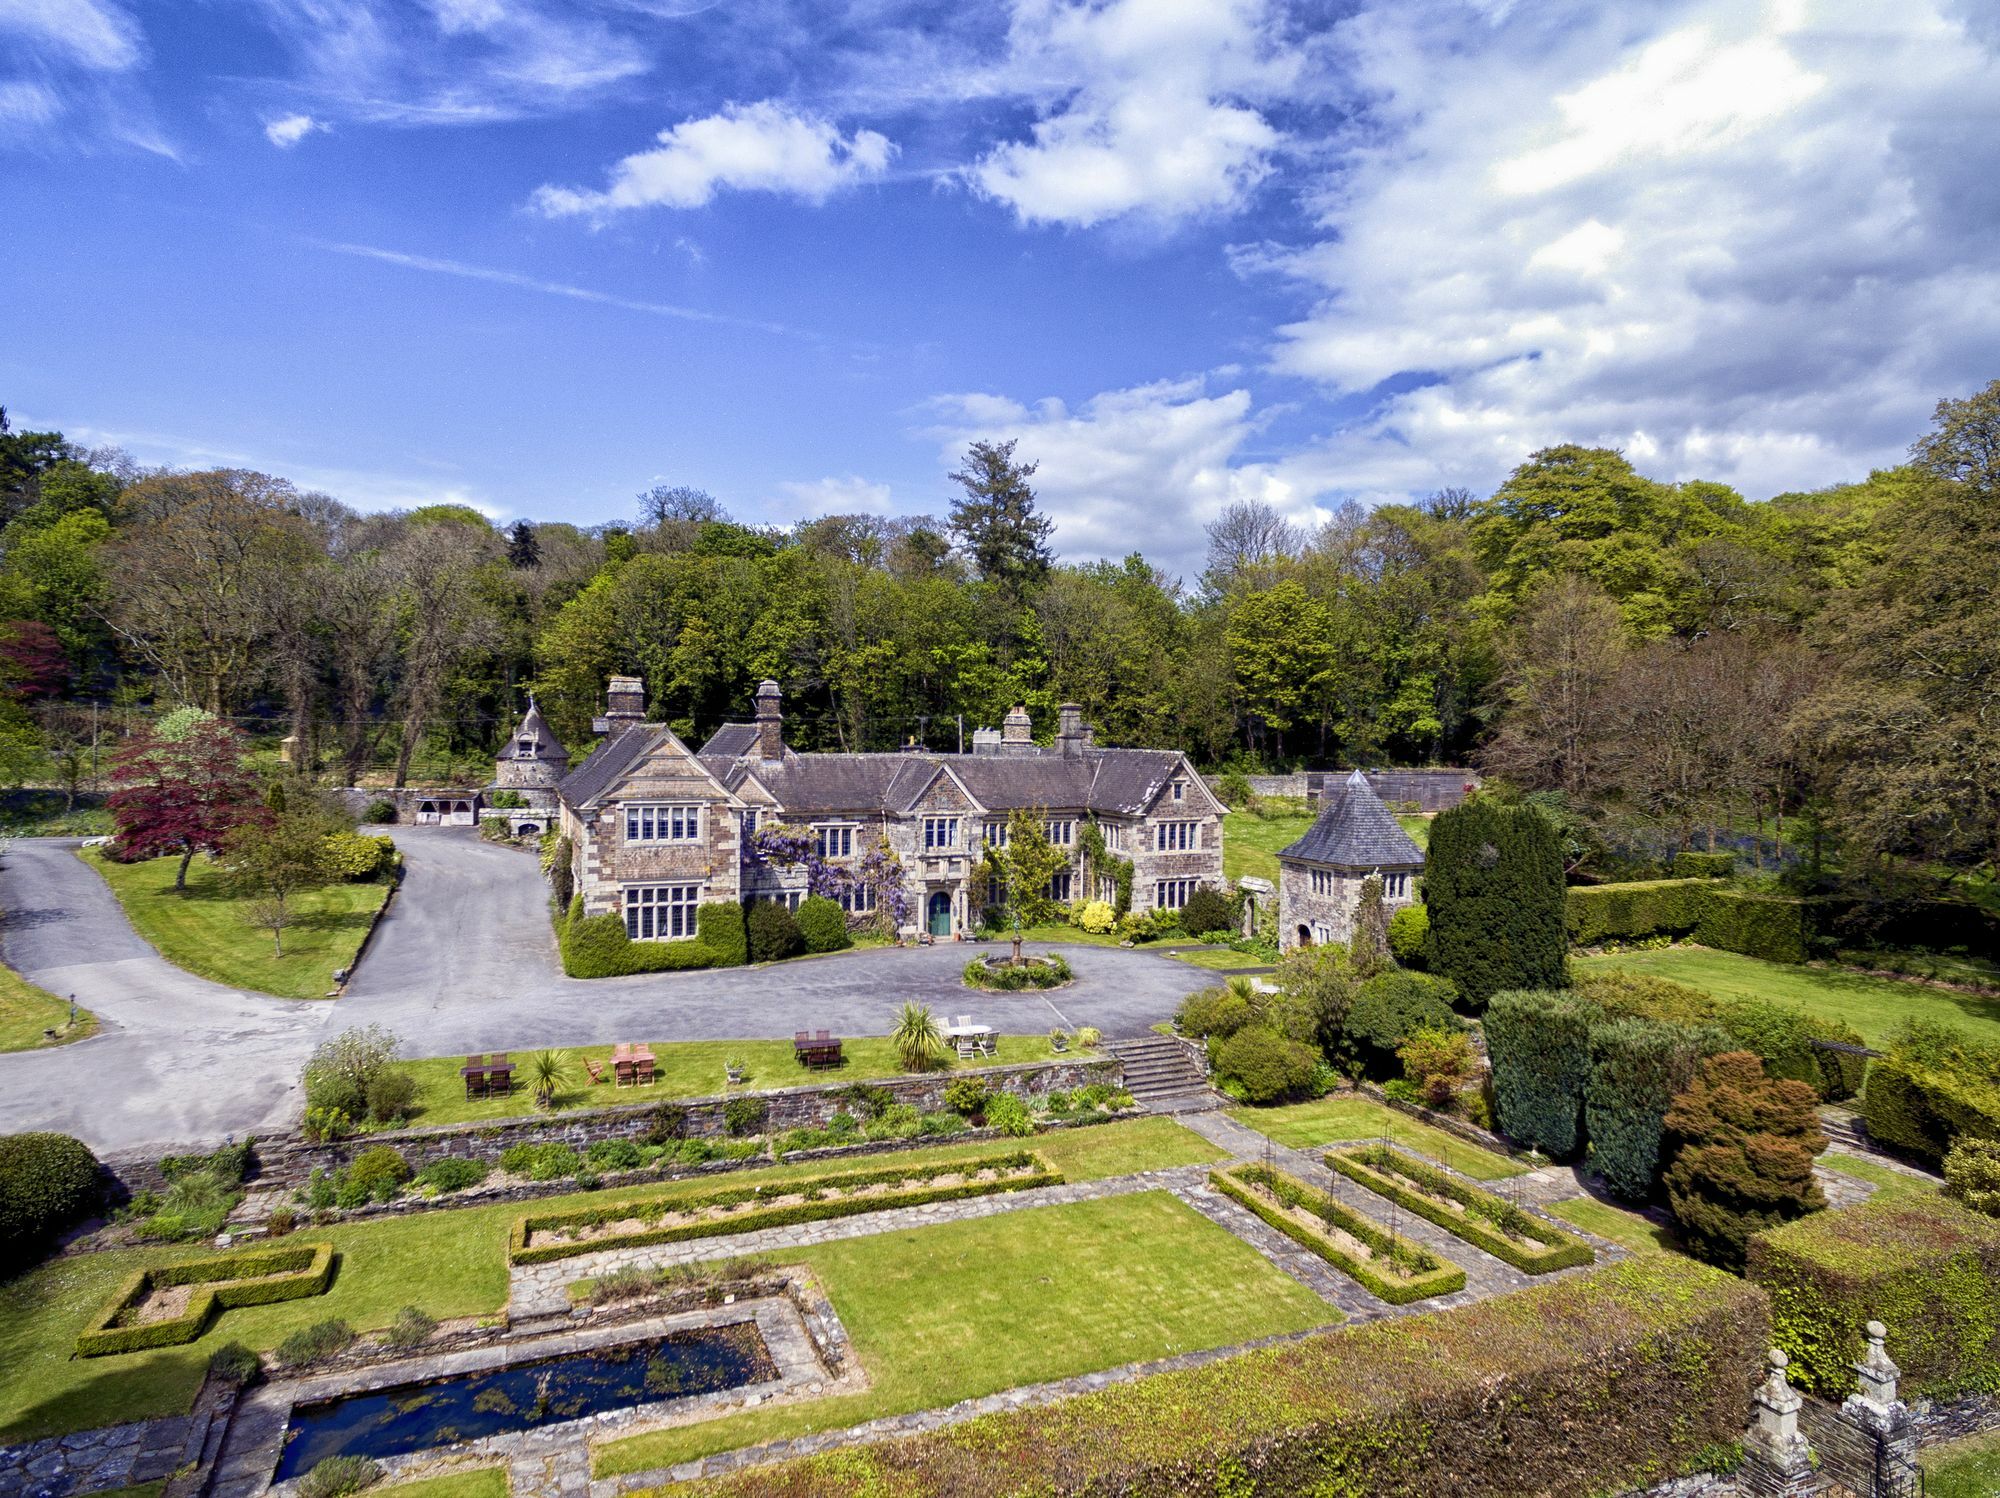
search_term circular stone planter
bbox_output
[961,953,1074,992]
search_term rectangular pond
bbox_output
[274,1322,776,1480]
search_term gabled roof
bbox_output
[498,699,568,763]
[557,725,655,807]
[699,722,759,761]
[1278,768,1424,869]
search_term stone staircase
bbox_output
[1109,1036,1215,1113]
[1818,1106,1871,1153]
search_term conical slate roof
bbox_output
[1278,768,1424,869]
[498,698,569,763]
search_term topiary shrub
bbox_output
[1663,1051,1827,1269]
[1425,799,1567,1006]
[1483,990,1596,1160]
[1387,903,1428,967]
[795,894,850,954]
[746,900,804,963]
[1180,884,1234,940]
[1585,1017,1725,1202]
[1944,1137,2000,1218]
[0,1131,101,1270]
[697,901,748,966]
[1346,970,1461,1065]
[1216,1026,1322,1104]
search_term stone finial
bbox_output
[1853,1319,1901,1409]
[1754,1348,1803,1440]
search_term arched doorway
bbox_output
[1296,924,1313,948]
[927,891,953,939]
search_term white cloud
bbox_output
[779,475,894,517]
[0,0,141,70]
[532,100,894,218]
[0,78,58,126]
[1250,0,2000,502]
[263,111,323,146]
[968,0,1292,228]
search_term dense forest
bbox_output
[0,378,1994,892]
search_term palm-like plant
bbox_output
[893,1002,946,1072]
[529,1048,572,1108]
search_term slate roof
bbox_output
[700,722,759,760]
[497,699,568,763]
[558,726,657,807]
[1278,768,1424,869]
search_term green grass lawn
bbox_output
[1226,1094,1524,1181]
[1573,945,2000,1049]
[0,959,95,1052]
[81,848,392,1001]
[378,1035,1081,1131]
[1924,1430,2000,1497]
[0,1116,1219,1444]
[1171,948,1271,973]
[1820,1151,1941,1205]
[1223,808,1429,884]
[593,1188,1334,1479]
[1544,1196,1680,1255]
[382,1470,508,1498]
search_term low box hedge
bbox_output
[1567,878,1711,947]
[1209,1163,1465,1306]
[1325,1145,1595,1275]
[76,1241,335,1356]
[1747,1195,2000,1400]
[510,1150,1060,1264]
[662,1256,1768,1497]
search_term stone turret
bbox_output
[490,695,568,836]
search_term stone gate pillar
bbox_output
[1842,1320,1919,1498]
[1742,1348,1820,1497]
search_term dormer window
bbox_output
[518,738,536,759]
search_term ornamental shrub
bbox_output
[723,1096,769,1137]
[363,1067,417,1125]
[943,1077,990,1117]
[323,832,396,881]
[746,900,804,962]
[796,895,850,954]
[1076,899,1116,935]
[1717,1000,1867,1103]
[1944,1138,2000,1218]
[1175,985,1252,1041]
[1387,903,1428,967]
[1664,1051,1827,1269]
[380,1305,437,1350]
[1483,990,1596,1159]
[1216,1026,1321,1104]
[1749,1195,2000,1398]
[984,1093,1036,1137]
[1346,970,1461,1064]
[414,1157,488,1194]
[1585,1017,1726,1202]
[1180,884,1234,941]
[303,1025,401,1122]
[344,1147,411,1202]
[207,1342,262,1386]
[1862,1021,2000,1166]
[1424,798,1568,1006]
[276,1317,355,1369]
[697,901,748,966]
[0,1131,101,1268]
[1397,1027,1478,1109]
[1348,874,1392,974]
[363,799,396,824]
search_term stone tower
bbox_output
[491,696,569,835]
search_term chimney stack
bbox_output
[754,680,785,761]
[602,676,645,731]
[1002,705,1033,748]
[1056,703,1087,757]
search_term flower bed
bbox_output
[962,954,1074,991]
[509,1150,1062,1265]
[1324,1145,1595,1274]
[1208,1163,1464,1305]
[76,1241,335,1356]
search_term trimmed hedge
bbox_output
[1863,1036,2000,1167]
[1695,889,1816,965]
[1673,851,1736,879]
[1325,1145,1595,1274]
[1210,1163,1465,1305]
[1584,1016,1725,1200]
[1482,989,1596,1160]
[0,1131,101,1270]
[510,1151,1060,1264]
[663,1256,1768,1497]
[557,896,720,977]
[1748,1195,2000,1399]
[796,895,851,954]
[76,1242,335,1356]
[698,901,749,967]
[1425,799,1569,1006]
[1566,878,1710,947]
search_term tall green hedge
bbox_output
[1672,851,1735,878]
[556,896,718,978]
[698,901,748,966]
[1748,1196,2000,1399]
[1584,1016,1726,1201]
[1566,878,1710,946]
[1483,990,1596,1159]
[1424,798,1568,1006]
[0,1131,101,1271]
[660,1258,1768,1498]
[1863,1022,2000,1166]
[1694,889,1817,964]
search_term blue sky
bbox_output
[5,0,1999,581]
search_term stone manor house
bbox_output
[502,677,1226,942]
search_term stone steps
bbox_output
[1108,1037,1212,1107]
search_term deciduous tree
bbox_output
[107,712,258,889]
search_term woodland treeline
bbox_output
[0,380,1994,886]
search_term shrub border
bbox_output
[76,1241,336,1356]
[1209,1163,1465,1305]
[509,1150,1061,1264]
[1324,1146,1594,1274]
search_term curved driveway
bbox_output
[0,829,1211,1153]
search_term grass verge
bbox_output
[0,960,94,1052]
[1923,1429,2000,1498]
[1171,949,1271,973]
[1544,1196,1680,1256]
[383,1470,509,1498]
[593,1189,1334,1478]
[1820,1151,1942,1205]
[81,848,391,1001]
[1226,1094,1524,1181]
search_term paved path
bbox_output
[0,839,335,1154]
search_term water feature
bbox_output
[273,1322,776,1480]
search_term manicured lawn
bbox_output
[378,1035,1080,1131]
[1923,1430,2000,1498]
[1223,809,1429,884]
[1226,1094,1524,1181]
[0,959,95,1052]
[1820,1151,1941,1204]
[0,1116,1219,1444]
[383,1470,508,1498]
[1544,1196,1680,1255]
[1171,948,1271,973]
[1573,945,2000,1049]
[81,848,392,1001]
[594,1189,1334,1478]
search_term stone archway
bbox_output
[1296,923,1313,948]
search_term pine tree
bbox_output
[947,440,1053,596]
[505,520,540,569]
[1423,797,1567,1006]
[1663,1050,1827,1267]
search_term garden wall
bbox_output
[237,1056,1121,1190]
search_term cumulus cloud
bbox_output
[263,111,323,146]
[533,101,894,218]
[1250,0,2000,501]
[968,0,1293,228]
[780,475,895,516]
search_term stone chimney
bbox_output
[602,676,645,731]
[1002,705,1033,747]
[1056,703,1089,757]
[754,680,785,761]
[971,727,1002,755]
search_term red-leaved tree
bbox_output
[0,620,68,700]
[108,715,260,890]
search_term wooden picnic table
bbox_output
[460,1053,513,1097]
[793,1030,844,1068]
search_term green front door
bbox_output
[927,891,952,938]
